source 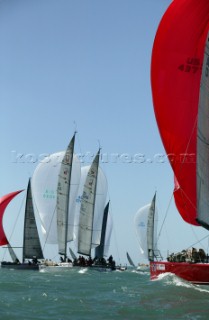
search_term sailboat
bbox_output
[150,0,209,284]
[32,133,81,271]
[126,252,135,268]
[1,180,44,270]
[134,194,159,272]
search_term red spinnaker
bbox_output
[151,0,209,225]
[0,190,23,245]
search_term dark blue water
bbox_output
[0,268,209,320]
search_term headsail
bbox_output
[95,201,109,259]
[69,248,77,260]
[151,0,209,226]
[126,252,135,267]
[23,179,43,262]
[102,203,112,258]
[77,149,100,256]
[7,243,18,263]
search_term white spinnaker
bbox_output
[134,203,158,260]
[32,151,81,244]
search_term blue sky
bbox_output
[1,0,208,265]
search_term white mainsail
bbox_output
[57,134,76,257]
[74,163,108,253]
[32,146,81,245]
[134,194,158,261]
[77,149,107,256]
[147,193,157,261]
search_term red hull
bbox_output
[150,261,209,285]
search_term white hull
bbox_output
[39,262,73,272]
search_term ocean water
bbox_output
[0,267,209,320]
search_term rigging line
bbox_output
[9,190,25,241]
[173,185,197,227]
[189,225,207,249]
[175,115,198,224]
[97,139,101,150]
[75,129,83,163]
[170,182,197,232]
[73,120,77,133]
[166,114,197,224]
[175,186,197,212]
[185,233,209,251]
[43,205,57,252]
[157,189,200,251]
[32,191,57,252]
[157,193,173,244]
[178,114,197,171]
